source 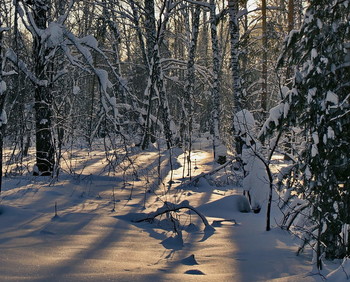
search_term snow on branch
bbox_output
[133,200,215,232]
[184,0,210,9]
[258,88,291,142]
[0,27,10,33]
[5,49,48,87]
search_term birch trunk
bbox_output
[261,0,268,112]
[182,5,201,175]
[141,0,157,149]
[228,0,244,155]
[228,0,242,112]
[209,0,221,160]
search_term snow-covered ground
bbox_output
[0,139,343,281]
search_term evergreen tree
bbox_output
[273,0,350,268]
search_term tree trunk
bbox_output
[288,0,295,33]
[141,0,157,149]
[0,19,6,193]
[209,0,221,160]
[33,1,55,176]
[228,0,244,155]
[228,0,243,113]
[261,0,268,112]
[183,5,201,177]
[284,0,295,160]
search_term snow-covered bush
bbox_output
[234,109,270,213]
[241,143,269,213]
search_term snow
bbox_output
[327,126,335,139]
[0,138,339,281]
[242,145,269,211]
[308,87,317,104]
[40,119,48,125]
[305,165,312,180]
[79,35,99,49]
[327,257,350,281]
[0,80,6,95]
[73,86,80,95]
[233,109,255,136]
[41,22,64,48]
[326,91,339,104]
[316,18,323,29]
[95,68,113,94]
[260,104,285,136]
[0,109,7,126]
[312,132,319,145]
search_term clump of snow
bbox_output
[0,80,6,95]
[305,165,312,180]
[326,90,339,104]
[312,132,319,144]
[281,86,289,98]
[41,22,64,48]
[233,109,255,136]
[0,110,7,126]
[73,86,80,95]
[79,35,99,49]
[307,87,317,104]
[327,126,335,139]
[95,68,113,94]
[259,104,285,137]
[40,119,48,125]
[234,109,256,146]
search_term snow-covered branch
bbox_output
[5,49,48,87]
[133,200,215,232]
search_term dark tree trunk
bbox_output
[261,0,267,112]
[228,0,243,112]
[33,0,55,176]
[209,0,221,160]
[0,19,5,193]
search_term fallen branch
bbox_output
[177,160,234,189]
[133,200,215,232]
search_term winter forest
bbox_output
[0,0,349,281]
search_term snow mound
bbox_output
[326,257,350,281]
[198,194,251,218]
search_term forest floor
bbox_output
[0,137,343,281]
